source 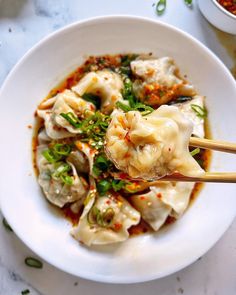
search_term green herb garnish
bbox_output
[94,154,110,172]
[51,162,73,185]
[191,104,208,118]
[21,290,30,295]
[53,143,72,156]
[97,179,111,195]
[60,112,81,128]
[2,218,13,232]
[156,0,166,15]
[184,0,192,6]
[111,179,126,192]
[190,148,200,157]
[61,111,111,150]
[116,101,154,116]
[25,257,43,269]
[42,144,72,164]
[82,93,101,109]
[87,206,115,227]
[121,54,138,67]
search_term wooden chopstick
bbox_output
[190,137,236,154]
[139,172,236,189]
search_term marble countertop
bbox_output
[0,0,235,294]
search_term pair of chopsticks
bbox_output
[150,137,236,185]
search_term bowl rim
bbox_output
[1,15,236,284]
[211,0,236,20]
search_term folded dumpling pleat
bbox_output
[105,105,204,180]
[72,70,124,114]
[72,184,141,246]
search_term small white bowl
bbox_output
[198,0,236,35]
[0,16,236,283]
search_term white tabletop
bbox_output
[0,1,235,294]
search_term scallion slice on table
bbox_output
[156,0,166,15]
[184,0,193,6]
[24,257,43,269]
[21,289,30,295]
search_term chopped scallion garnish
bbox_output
[184,0,192,6]
[156,0,166,15]
[82,93,100,109]
[60,112,81,128]
[191,104,208,118]
[21,289,30,295]
[87,206,115,227]
[97,179,111,195]
[25,257,43,269]
[111,179,126,192]
[190,147,200,157]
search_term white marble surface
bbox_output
[0,0,236,294]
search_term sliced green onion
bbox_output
[60,112,81,128]
[52,162,71,179]
[87,207,100,225]
[134,102,154,115]
[94,154,110,172]
[191,104,208,118]
[97,179,111,195]
[102,208,115,227]
[111,179,126,192]
[116,101,132,112]
[121,54,138,67]
[25,257,43,269]
[53,144,71,156]
[82,93,100,109]
[42,149,60,163]
[190,147,200,157]
[184,0,192,6]
[2,218,13,232]
[60,174,73,185]
[156,0,166,15]
[87,206,115,227]
[21,290,30,295]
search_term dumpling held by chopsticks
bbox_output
[105,105,204,180]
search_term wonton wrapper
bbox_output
[105,105,204,180]
[37,145,88,208]
[71,183,140,246]
[130,182,194,231]
[72,70,124,114]
[37,90,95,139]
[175,95,205,138]
[131,57,196,106]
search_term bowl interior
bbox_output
[0,16,236,283]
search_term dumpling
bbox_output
[37,145,89,208]
[175,95,205,138]
[74,141,97,176]
[72,70,124,114]
[105,105,204,180]
[130,182,194,231]
[71,186,141,246]
[131,57,196,106]
[37,90,95,139]
[67,150,89,174]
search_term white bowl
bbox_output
[198,0,236,35]
[0,16,236,284]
